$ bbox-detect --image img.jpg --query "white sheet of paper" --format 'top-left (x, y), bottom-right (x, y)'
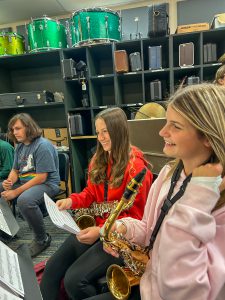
top-left (0, 209), bottom-right (11, 235)
top-left (44, 193), bottom-right (80, 234)
top-left (0, 285), bottom-right (22, 300)
top-left (0, 241), bottom-right (24, 297)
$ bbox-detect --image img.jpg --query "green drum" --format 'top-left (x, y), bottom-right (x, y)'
top-left (27, 17), bottom-right (67, 52)
top-left (71, 7), bottom-right (121, 46)
top-left (0, 32), bottom-right (25, 56)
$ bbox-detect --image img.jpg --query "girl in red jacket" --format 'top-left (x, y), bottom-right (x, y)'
top-left (40, 107), bottom-right (153, 300)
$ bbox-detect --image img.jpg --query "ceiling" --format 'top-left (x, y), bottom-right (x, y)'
top-left (0, 0), bottom-right (145, 26)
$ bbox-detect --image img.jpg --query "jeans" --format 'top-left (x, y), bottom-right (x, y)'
top-left (0, 182), bottom-right (59, 242)
top-left (40, 235), bottom-right (123, 300)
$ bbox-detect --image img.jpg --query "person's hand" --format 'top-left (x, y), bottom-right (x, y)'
top-left (1, 190), bottom-right (18, 201)
top-left (102, 223), bottom-right (127, 258)
top-left (103, 242), bottom-right (119, 258)
top-left (76, 226), bottom-right (100, 245)
top-left (56, 198), bottom-right (72, 210)
top-left (2, 179), bottom-right (13, 191)
top-left (192, 163), bottom-right (223, 178)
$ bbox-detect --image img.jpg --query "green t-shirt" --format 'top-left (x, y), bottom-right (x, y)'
top-left (0, 139), bottom-right (14, 180)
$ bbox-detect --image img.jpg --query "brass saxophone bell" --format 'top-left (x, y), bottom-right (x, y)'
top-left (106, 264), bottom-right (140, 300)
top-left (76, 214), bottom-right (96, 230)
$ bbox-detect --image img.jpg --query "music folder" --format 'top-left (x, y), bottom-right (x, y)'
top-left (0, 197), bottom-right (19, 237)
top-left (16, 244), bottom-right (43, 300)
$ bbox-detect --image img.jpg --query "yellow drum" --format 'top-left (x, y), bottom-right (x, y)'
top-left (0, 32), bottom-right (25, 56)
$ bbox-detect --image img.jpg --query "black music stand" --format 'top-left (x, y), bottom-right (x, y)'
top-left (17, 244), bottom-right (42, 300)
top-left (0, 197), bottom-right (19, 237)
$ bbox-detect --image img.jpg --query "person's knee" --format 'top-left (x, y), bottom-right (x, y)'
top-left (17, 190), bottom-right (39, 212)
top-left (17, 193), bottom-right (30, 212)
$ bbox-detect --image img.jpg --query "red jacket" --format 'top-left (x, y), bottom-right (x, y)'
top-left (70, 146), bottom-right (153, 227)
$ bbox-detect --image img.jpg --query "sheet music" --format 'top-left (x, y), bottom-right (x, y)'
top-left (44, 193), bottom-right (80, 234)
top-left (0, 241), bottom-right (24, 298)
top-left (0, 285), bottom-right (22, 300)
top-left (0, 208), bottom-right (11, 236)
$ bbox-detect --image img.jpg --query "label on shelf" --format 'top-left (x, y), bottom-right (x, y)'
top-left (180, 66), bottom-right (194, 69)
top-left (98, 75), bottom-right (105, 78)
top-left (126, 103), bottom-right (142, 107)
top-left (151, 69), bottom-right (165, 72)
top-left (212, 63), bottom-right (222, 66)
top-left (125, 72), bottom-right (137, 75)
top-left (99, 106), bottom-right (108, 109)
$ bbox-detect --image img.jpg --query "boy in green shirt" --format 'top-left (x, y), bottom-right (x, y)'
top-left (0, 139), bottom-right (14, 182)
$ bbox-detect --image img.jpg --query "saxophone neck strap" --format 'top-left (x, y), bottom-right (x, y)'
top-left (104, 179), bottom-right (108, 202)
top-left (147, 161), bottom-right (192, 251)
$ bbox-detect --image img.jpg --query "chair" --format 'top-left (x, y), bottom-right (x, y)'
top-left (54, 152), bottom-right (70, 200)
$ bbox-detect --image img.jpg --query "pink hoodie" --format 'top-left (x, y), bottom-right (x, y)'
top-left (121, 165), bottom-right (225, 300)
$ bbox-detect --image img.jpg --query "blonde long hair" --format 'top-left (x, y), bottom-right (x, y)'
top-left (214, 64), bottom-right (225, 84)
top-left (166, 83), bottom-right (225, 210)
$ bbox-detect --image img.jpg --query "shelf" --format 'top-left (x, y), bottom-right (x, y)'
top-left (1, 29), bottom-right (225, 193)
top-left (71, 135), bottom-right (97, 139)
top-left (0, 50), bottom-right (61, 69)
top-left (0, 102), bottom-right (64, 111)
top-left (87, 44), bottom-right (113, 76)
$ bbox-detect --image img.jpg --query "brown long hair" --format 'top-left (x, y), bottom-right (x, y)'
top-left (8, 113), bottom-right (42, 143)
top-left (166, 83), bottom-right (225, 211)
top-left (89, 107), bottom-right (131, 188)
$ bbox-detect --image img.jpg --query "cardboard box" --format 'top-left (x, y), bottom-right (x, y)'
top-left (176, 23), bottom-right (209, 34)
top-left (43, 128), bottom-right (69, 147)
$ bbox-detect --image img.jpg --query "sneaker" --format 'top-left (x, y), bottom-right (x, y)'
top-left (29, 233), bottom-right (51, 258)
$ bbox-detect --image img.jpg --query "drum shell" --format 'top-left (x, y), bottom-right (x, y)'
top-left (27, 18), bottom-right (67, 52)
top-left (71, 8), bottom-right (121, 46)
top-left (0, 33), bottom-right (25, 56)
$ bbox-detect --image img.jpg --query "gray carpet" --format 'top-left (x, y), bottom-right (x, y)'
top-left (7, 215), bottom-right (70, 265)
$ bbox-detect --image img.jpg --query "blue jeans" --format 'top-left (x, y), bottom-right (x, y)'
top-left (0, 182), bottom-right (59, 242)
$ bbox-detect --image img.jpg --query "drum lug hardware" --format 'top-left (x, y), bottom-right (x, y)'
top-left (47, 40), bottom-right (50, 47)
top-left (105, 16), bottom-right (109, 41)
top-left (86, 16), bottom-right (91, 41)
top-left (39, 24), bottom-right (44, 31)
top-left (59, 41), bottom-right (62, 47)
top-left (34, 42), bottom-right (37, 48)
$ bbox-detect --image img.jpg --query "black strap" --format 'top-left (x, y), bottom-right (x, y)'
top-left (104, 180), bottom-right (108, 202)
top-left (147, 161), bottom-right (192, 251)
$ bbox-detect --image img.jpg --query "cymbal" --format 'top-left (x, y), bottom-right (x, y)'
top-left (135, 103), bottom-right (166, 119)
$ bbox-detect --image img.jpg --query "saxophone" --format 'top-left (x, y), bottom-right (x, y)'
top-left (100, 168), bottom-right (149, 300)
top-left (73, 192), bottom-right (137, 229)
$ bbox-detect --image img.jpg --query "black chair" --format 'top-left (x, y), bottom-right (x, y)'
top-left (54, 152), bottom-right (70, 200)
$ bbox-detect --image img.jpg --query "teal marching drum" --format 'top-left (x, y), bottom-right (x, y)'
top-left (27, 16), bottom-right (68, 52)
top-left (70, 7), bottom-right (121, 46)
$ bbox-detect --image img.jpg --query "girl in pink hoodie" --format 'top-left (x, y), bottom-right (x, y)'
top-left (89, 83), bottom-right (225, 300)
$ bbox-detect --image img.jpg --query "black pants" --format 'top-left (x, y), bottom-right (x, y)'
top-left (83, 286), bottom-right (141, 300)
top-left (40, 234), bottom-right (123, 300)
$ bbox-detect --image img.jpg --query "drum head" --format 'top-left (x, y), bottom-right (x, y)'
top-left (135, 103), bottom-right (166, 119)
top-left (72, 7), bottom-right (119, 17)
top-left (30, 16), bottom-right (56, 23)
